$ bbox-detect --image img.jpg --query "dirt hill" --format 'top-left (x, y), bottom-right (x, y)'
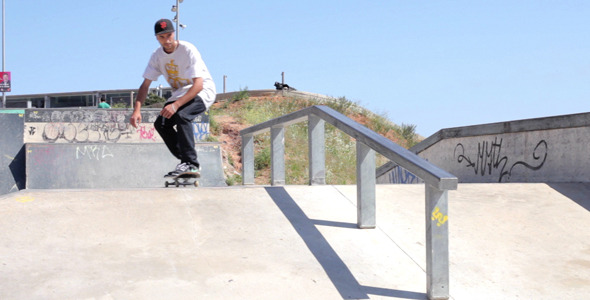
top-left (208, 94), bottom-right (420, 185)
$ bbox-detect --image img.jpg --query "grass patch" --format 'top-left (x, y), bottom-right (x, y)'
top-left (225, 174), bottom-right (242, 186)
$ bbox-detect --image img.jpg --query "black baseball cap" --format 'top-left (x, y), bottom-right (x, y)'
top-left (155, 19), bottom-right (175, 35)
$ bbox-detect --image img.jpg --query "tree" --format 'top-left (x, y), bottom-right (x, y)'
top-left (145, 93), bottom-right (166, 107)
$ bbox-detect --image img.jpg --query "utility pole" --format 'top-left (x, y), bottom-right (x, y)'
top-left (171, 0), bottom-right (186, 41)
top-left (223, 75), bottom-right (227, 93)
top-left (2, 0), bottom-right (5, 108)
top-left (174, 0), bottom-right (179, 40)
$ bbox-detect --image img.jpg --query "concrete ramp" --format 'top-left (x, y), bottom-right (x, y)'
top-left (25, 142), bottom-right (226, 189)
top-left (0, 184), bottom-right (589, 299)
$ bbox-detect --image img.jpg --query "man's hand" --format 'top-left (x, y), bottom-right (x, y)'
top-left (160, 103), bottom-right (177, 119)
top-left (131, 78), bottom-right (152, 128)
top-left (130, 110), bottom-right (142, 128)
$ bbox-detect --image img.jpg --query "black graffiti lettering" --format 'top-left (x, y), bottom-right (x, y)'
top-left (454, 138), bottom-right (548, 182)
top-left (501, 140), bottom-right (548, 181)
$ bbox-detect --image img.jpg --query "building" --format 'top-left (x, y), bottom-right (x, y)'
top-left (4, 87), bottom-right (173, 108)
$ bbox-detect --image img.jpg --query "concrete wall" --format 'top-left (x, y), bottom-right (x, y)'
top-left (378, 112), bottom-right (590, 183)
top-left (25, 143), bottom-right (226, 189)
top-left (0, 108), bottom-right (219, 195)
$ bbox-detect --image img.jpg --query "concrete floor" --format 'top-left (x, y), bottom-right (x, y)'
top-left (0, 183), bottom-right (589, 300)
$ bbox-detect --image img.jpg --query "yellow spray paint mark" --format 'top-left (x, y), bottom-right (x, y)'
top-left (431, 207), bottom-right (448, 227)
top-left (15, 196), bottom-right (35, 203)
top-left (4, 154), bottom-right (15, 160)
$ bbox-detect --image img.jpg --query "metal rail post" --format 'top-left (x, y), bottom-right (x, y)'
top-left (356, 141), bottom-right (376, 229)
top-left (241, 134), bottom-right (254, 185)
top-left (308, 114), bottom-right (325, 185)
top-left (271, 126), bottom-right (285, 185)
top-left (425, 184), bottom-right (450, 300)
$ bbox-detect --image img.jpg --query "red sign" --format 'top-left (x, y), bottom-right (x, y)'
top-left (0, 72), bottom-right (10, 92)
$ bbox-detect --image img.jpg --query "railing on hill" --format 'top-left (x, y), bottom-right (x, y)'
top-left (239, 105), bottom-right (458, 300)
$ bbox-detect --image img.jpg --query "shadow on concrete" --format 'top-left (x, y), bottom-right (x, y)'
top-left (362, 286), bottom-right (426, 299)
top-left (310, 219), bottom-right (358, 229)
top-left (8, 145), bottom-right (26, 191)
top-left (548, 183), bottom-right (590, 212)
top-left (265, 186), bottom-right (427, 300)
top-left (0, 113), bottom-right (25, 195)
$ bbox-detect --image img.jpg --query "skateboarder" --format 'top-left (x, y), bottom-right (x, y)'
top-left (130, 18), bottom-right (216, 177)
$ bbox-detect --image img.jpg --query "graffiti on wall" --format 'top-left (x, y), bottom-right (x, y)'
top-left (193, 122), bottom-right (210, 141)
top-left (453, 137), bottom-right (548, 182)
top-left (39, 122), bottom-right (133, 143)
top-left (385, 166), bottom-right (424, 184)
top-left (25, 110), bottom-right (137, 143)
top-left (75, 145), bottom-right (114, 160)
top-left (23, 109), bottom-right (209, 143)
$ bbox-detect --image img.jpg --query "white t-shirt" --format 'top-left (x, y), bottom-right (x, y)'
top-left (143, 41), bottom-right (216, 108)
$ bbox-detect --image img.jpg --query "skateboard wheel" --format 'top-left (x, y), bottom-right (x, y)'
top-left (194, 181), bottom-right (198, 187)
top-left (175, 182), bottom-right (179, 187)
top-left (165, 182), bottom-right (169, 187)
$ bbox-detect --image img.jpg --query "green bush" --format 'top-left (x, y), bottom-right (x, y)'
top-left (208, 111), bottom-right (221, 135)
top-left (112, 102), bottom-right (128, 108)
top-left (232, 87), bottom-right (250, 102)
top-left (145, 93), bottom-right (166, 107)
top-left (401, 123), bottom-right (418, 147)
top-left (226, 174), bottom-right (242, 186)
top-left (254, 147), bottom-right (271, 170)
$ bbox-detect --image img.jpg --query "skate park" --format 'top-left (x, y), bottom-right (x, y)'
top-left (1, 93), bottom-right (590, 299)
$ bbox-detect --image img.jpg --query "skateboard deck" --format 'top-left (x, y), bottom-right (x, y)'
top-left (165, 172), bottom-right (200, 187)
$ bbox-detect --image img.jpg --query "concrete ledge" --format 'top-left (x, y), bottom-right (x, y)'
top-left (26, 143), bottom-right (226, 189)
top-left (215, 89), bottom-right (335, 102)
top-left (378, 111), bottom-right (590, 183)
top-left (415, 111), bottom-right (590, 154)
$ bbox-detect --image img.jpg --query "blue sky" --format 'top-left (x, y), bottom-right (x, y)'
top-left (4, 1), bottom-right (590, 136)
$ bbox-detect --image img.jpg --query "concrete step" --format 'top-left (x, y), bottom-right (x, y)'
top-left (26, 142), bottom-right (226, 189)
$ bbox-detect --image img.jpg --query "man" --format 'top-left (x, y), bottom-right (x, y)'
top-left (98, 97), bottom-right (111, 108)
top-left (130, 19), bottom-right (216, 176)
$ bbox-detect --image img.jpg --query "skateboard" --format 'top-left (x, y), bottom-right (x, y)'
top-left (165, 172), bottom-right (200, 187)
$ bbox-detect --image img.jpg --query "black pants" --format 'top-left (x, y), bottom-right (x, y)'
top-left (154, 96), bottom-right (207, 168)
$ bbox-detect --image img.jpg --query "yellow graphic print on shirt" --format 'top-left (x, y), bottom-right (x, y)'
top-left (165, 59), bottom-right (191, 89)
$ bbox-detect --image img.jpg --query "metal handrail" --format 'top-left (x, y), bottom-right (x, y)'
top-left (241, 105), bottom-right (457, 189)
top-left (239, 105), bottom-right (457, 300)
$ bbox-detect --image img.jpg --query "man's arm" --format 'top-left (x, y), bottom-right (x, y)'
top-left (159, 77), bottom-right (203, 119)
top-left (130, 78), bottom-right (152, 128)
